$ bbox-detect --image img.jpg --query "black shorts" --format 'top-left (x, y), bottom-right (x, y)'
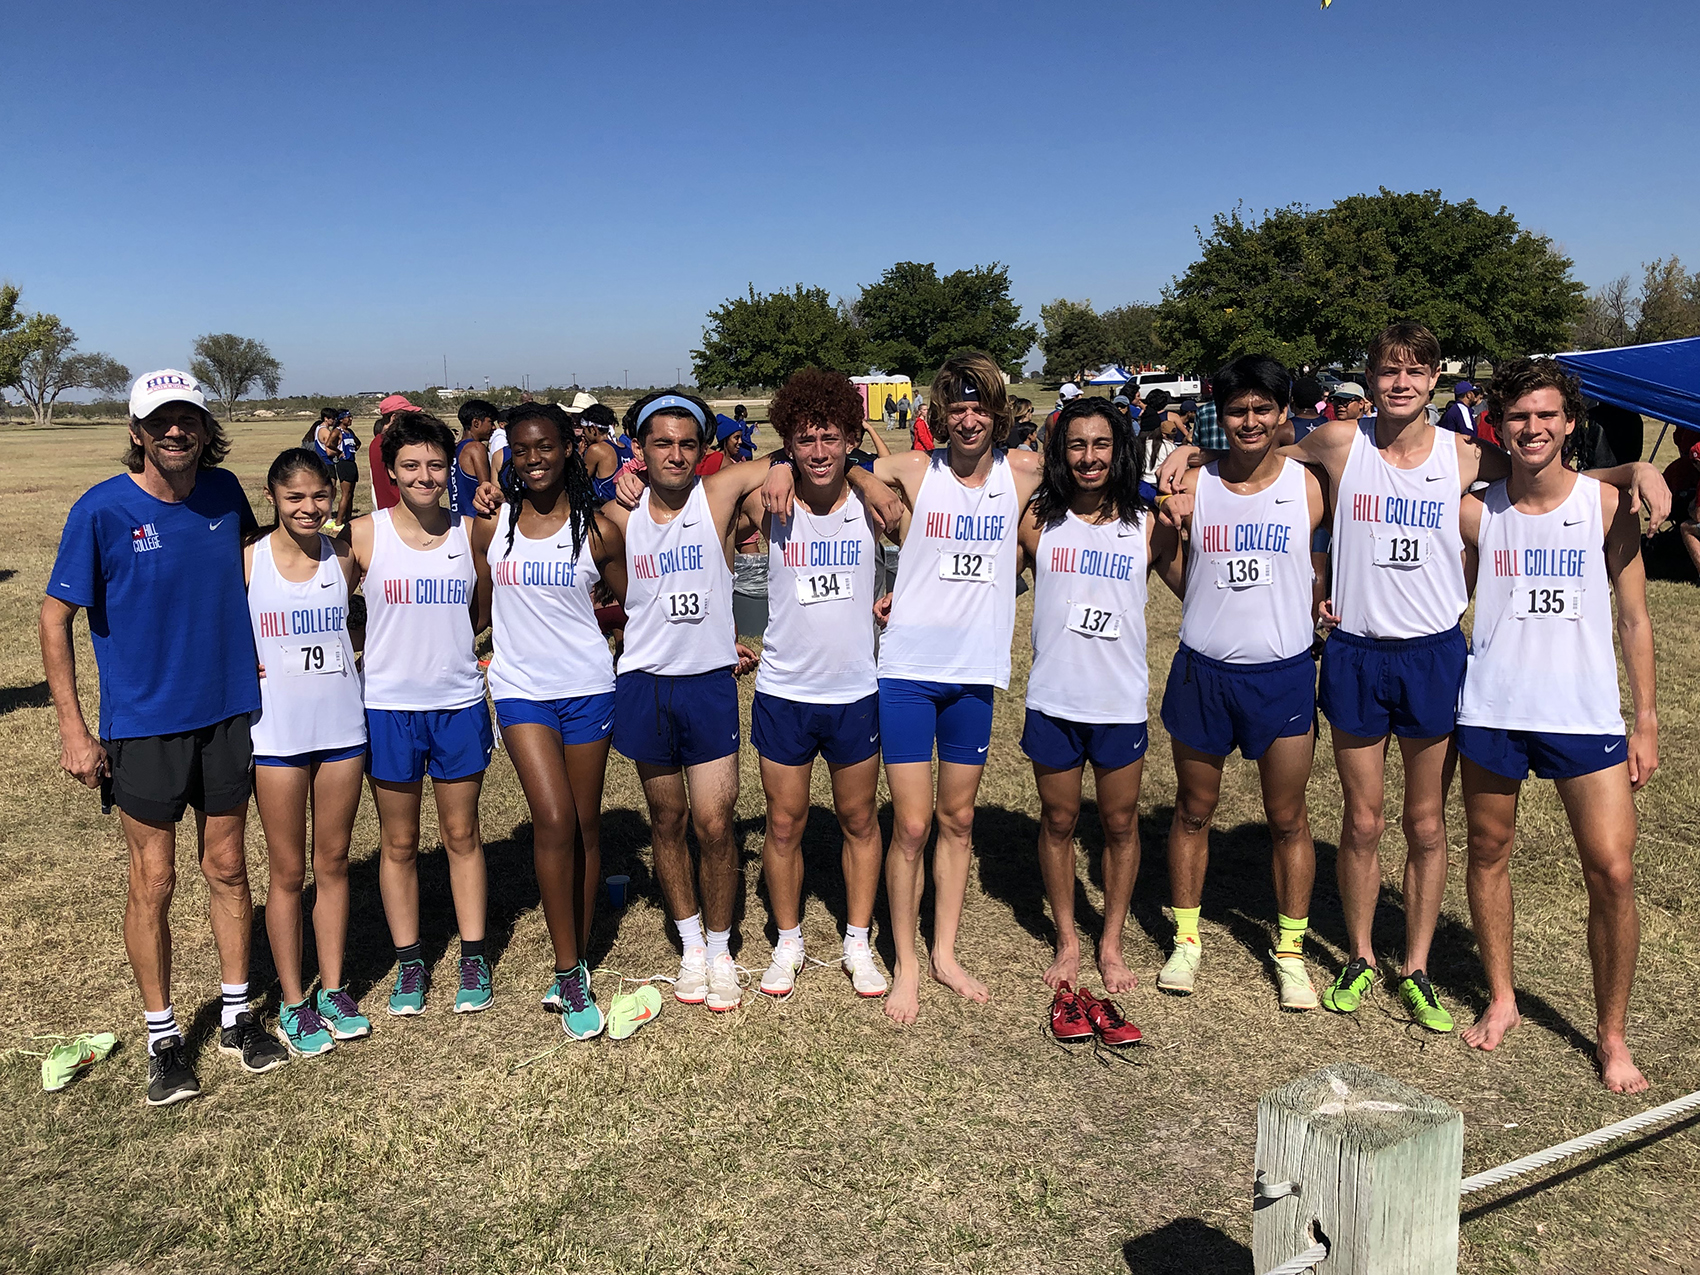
top-left (103, 714), bottom-right (254, 823)
top-left (335, 459), bottom-right (359, 485)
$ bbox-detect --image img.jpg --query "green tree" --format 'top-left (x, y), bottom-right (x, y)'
top-left (0, 284), bottom-right (21, 390)
top-left (855, 261), bottom-right (1038, 380)
top-left (1573, 274), bottom-right (1638, 349)
top-left (1632, 257), bottom-right (1700, 344)
top-left (189, 333), bottom-right (283, 420)
top-left (692, 284), bottom-right (866, 388)
top-left (1101, 302), bottom-right (1164, 370)
top-left (2, 313), bottom-right (129, 427)
top-left (1038, 299), bottom-right (1110, 382)
top-left (1157, 191), bottom-right (1585, 376)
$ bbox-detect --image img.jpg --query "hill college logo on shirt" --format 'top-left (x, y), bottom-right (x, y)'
top-left (131, 523), bottom-right (161, 553)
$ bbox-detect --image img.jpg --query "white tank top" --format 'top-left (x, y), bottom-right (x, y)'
top-left (1457, 475), bottom-right (1623, 734)
top-left (755, 488), bottom-right (878, 704)
top-left (247, 535), bottom-right (366, 757)
top-left (485, 502), bottom-right (615, 701)
top-left (361, 508), bottom-right (484, 712)
top-left (1178, 459), bottom-right (1315, 663)
top-left (1331, 419), bottom-right (1468, 639)
top-left (878, 451), bottom-right (1021, 688)
top-left (1027, 511), bottom-right (1149, 724)
top-left (620, 483), bottom-right (737, 677)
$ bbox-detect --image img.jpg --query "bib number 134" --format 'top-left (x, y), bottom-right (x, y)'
top-left (1513, 586), bottom-right (1583, 619)
top-left (939, 551), bottom-right (995, 584)
top-left (796, 571), bottom-right (853, 605)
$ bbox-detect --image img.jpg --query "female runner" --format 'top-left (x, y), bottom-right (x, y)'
top-left (245, 448), bottom-right (371, 1055)
top-left (471, 403), bottom-right (626, 1040)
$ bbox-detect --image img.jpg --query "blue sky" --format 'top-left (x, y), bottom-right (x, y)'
top-left (4, 0), bottom-right (1696, 394)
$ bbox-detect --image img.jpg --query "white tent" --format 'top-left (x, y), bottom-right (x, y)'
top-left (1086, 366), bottom-right (1131, 386)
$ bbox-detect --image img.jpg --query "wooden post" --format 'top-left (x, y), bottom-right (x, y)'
top-left (1252, 1062), bottom-right (1462, 1274)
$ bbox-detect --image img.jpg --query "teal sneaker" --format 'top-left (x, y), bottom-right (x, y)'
top-left (454, 955), bottom-right (494, 1013)
top-left (1322, 957), bottom-right (1376, 1014)
top-left (279, 998), bottom-right (336, 1057)
top-left (388, 960), bottom-right (429, 1016)
top-left (541, 969), bottom-right (572, 1011)
top-left (559, 963), bottom-right (605, 1041)
top-left (315, 986), bottom-right (373, 1040)
top-left (1397, 970), bottom-right (1455, 1033)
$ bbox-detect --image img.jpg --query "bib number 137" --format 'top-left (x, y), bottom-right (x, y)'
top-left (940, 551), bottom-right (995, 584)
top-left (1513, 586), bottom-right (1583, 619)
top-left (1065, 602), bottom-right (1120, 639)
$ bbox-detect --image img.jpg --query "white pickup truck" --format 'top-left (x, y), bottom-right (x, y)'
top-left (1129, 370), bottom-right (1204, 399)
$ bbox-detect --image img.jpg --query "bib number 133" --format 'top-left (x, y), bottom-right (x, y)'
top-left (940, 551), bottom-right (995, 584)
top-left (664, 590), bottom-right (706, 622)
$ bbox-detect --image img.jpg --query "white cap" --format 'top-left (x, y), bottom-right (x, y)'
top-left (570, 390), bottom-right (599, 412)
top-left (130, 369), bottom-right (208, 420)
top-left (1058, 382), bottom-right (1083, 401)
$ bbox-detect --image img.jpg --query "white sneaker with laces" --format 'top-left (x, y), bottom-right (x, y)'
top-left (706, 952), bottom-right (742, 1012)
top-left (842, 939), bottom-right (888, 998)
top-left (675, 946), bottom-right (709, 1004)
top-left (760, 937), bottom-right (807, 997)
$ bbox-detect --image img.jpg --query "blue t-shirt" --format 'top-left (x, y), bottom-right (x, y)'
top-left (449, 438), bottom-right (483, 518)
top-left (47, 469), bottom-right (261, 739)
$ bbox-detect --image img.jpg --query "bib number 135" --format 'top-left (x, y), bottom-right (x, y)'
top-left (1513, 586), bottom-right (1583, 619)
top-left (939, 551), bottom-right (995, 584)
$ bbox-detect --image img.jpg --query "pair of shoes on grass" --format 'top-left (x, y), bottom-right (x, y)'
top-left (1322, 957), bottom-right (1454, 1032)
top-left (1155, 941), bottom-right (1321, 1012)
top-left (1050, 982), bottom-right (1142, 1047)
top-left (387, 956), bottom-right (493, 1018)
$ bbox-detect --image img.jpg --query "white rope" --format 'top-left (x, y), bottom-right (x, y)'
top-left (1259, 1239), bottom-right (1328, 1275)
top-left (1461, 1088), bottom-right (1700, 1196)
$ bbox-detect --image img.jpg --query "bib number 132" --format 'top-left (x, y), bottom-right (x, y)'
top-left (283, 643), bottom-right (344, 676)
top-left (1513, 586), bottom-right (1583, 619)
top-left (664, 590), bottom-right (706, 621)
top-left (940, 551), bottom-right (995, 584)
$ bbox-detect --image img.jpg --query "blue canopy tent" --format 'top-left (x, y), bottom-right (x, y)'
top-left (1556, 337), bottom-right (1700, 460)
top-left (1086, 365), bottom-right (1132, 386)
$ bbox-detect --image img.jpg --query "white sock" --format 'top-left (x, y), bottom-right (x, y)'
top-left (778, 925), bottom-right (803, 948)
top-left (706, 928), bottom-right (731, 960)
top-left (144, 1006), bottom-right (179, 1055)
top-left (220, 982), bottom-right (249, 1029)
top-left (675, 913), bottom-right (705, 951)
top-left (844, 924), bottom-right (870, 948)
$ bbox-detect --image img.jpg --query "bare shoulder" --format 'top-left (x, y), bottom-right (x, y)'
top-left (599, 498), bottom-right (631, 532)
top-left (1005, 448), bottom-right (1043, 477)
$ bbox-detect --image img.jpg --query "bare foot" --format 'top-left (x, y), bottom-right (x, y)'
top-left (1096, 948), bottom-right (1137, 995)
top-left (1462, 998), bottom-right (1522, 1051)
top-left (930, 955), bottom-right (990, 1003)
top-left (1597, 1038), bottom-right (1649, 1094)
top-left (1043, 942), bottom-right (1081, 990)
top-left (884, 966), bottom-right (921, 1025)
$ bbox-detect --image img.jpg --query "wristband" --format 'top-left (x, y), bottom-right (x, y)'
top-left (769, 454), bottom-right (794, 469)
top-left (1155, 493), bottom-right (1172, 506)
top-left (856, 455), bottom-right (875, 473)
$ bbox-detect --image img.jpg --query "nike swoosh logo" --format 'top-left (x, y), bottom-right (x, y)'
top-left (320, 580), bottom-right (335, 588)
top-left (1605, 740), bottom-right (1622, 753)
top-left (208, 519), bottom-right (226, 530)
top-left (1287, 713), bottom-right (1306, 722)
top-left (1274, 497), bottom-right (1295, 504)
top-left (556, 541), bottom-right (573, 548)
top-left (1563, 518), bottom-right (1583, 526)
top-left (1425, 475), bottom-right (1445, 483)
top-left (447, 552), bottom-right (462, 559)
top-left (976, 745), bottom-right (989, 754)
top-left (630, 1007), bottom-right (652, 1022)
top-left (600, 720), bottom-right (612, 730)
top-left (869, 733), bottom-right (879, 743)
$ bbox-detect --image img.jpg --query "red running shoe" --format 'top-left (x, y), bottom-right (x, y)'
top-left (1075, 987), bottom-right (1143, 1047)
top-left (1051, 983), bottom-right (1094, 1043)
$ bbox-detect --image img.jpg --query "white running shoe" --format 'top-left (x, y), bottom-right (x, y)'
top-left (675, 946), bottom-right (709, 1004)
top-left (706, 952), bottom-right (742, 1013)
top-left (842, 939), bottom-right (888, 998)
top-left (759, 937), bottom-right (807, 997)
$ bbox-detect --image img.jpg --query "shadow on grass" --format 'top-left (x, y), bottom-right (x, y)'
top-left (0, 679), bottom-right (50, 715)
top-left (1122, 1217), bottom-right (1252, 1274)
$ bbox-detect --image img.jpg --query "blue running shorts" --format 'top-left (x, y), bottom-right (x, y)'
top-left (877, 678), bottom-right (995, 765)
top-left (1318, 626), bottom-right (1467, 741)
top-left (752, 691), bottom-right (880, 768)
top-left (254, 743), bottom-right (367, 768)
top-left (613, 669), bottom-right (739, 768)
top-left (494, 691), bottom-right (617, 745)
top-left (1160, 644), bottom-right (1315, 761)
top-left (1456, 726), bottom-right (1629, 781)
top-left (1020, 710), bottom-right (1149, 771)
top-left (366, 704), bottom-right (494, 783)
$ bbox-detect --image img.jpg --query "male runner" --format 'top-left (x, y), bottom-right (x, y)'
top-left (451, 399), bottom-right (496, 517)
top-left (41, 370), bottom-right (288, 1105)
top-left (1455, 358), bottom-right (1656, 1093)
top-left (766, 352), bottom-right (1044, 1024)
top-left (1160, 321), bottom-right (1668, 1030)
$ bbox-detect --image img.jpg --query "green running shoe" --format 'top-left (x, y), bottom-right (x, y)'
top-left (315, 987), bottom-right (372, 1040)
top-left (279, 998), bottom-right (336, 1057)
top-left (1322, 957), bottom-right (1376, 1013)
top-left (454, 955), bottom-right (494, 1013)
top-left (1397, 970), bottom-right (1454, 1033)
top-left (1156, 940), bottom-right (1202, 994)
top-left (559, 962), bottom-right (605, 1041)
top-left (389, 960), bottom-right (429, 1016)
top-left (40, 1032), bottom-right (117, 1092)
top-left (607, 985), bottom-right (662, 1041)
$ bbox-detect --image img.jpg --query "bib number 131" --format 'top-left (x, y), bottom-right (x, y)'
top-left (664, 590), bottom-right (706, 622)
top-left (1513, 586), bottom-right (1583, 619)
top-left (283, 643), bottom-right (344, 676)
top-left (1374, 532), bottom-right (1430, 567)
top-left (940, 551), bottom-right (995, 584)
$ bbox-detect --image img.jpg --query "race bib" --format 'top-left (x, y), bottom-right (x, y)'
top-left (280, 642), bottom-right (344, 676)
top-left (663, 590), bottom-right (707, 622)
top-left (939, 549), bottom-right (995, 584)
top-left (1373, 531), bottom-right (1431, 567)
top-left (1216, 554), bottom-right (1273, 589)
top-left (1513, 586), bottom-right (1583, 620)
top-left (1065, 601), bottom-right (1121, 639)
top-left (795, 571), bottom-right (854, 606)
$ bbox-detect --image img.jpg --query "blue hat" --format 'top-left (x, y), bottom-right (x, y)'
top-left (1454, 380), bottom-right (1477, 396)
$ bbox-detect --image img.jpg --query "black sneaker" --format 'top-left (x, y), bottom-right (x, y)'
top-left (218, 1010), bottom-right (290, 1073)
top-left (146, 1035), bottom-right (200, 1107)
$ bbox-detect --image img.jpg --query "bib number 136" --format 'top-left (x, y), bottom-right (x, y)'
top-left (1216, 554), bottom-right (1273, 589)
top-left (1513, 586), bottom-right (1583, 619)
top-left (939, 551), bottom-right (995, 584)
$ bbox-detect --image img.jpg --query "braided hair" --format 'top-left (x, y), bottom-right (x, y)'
top-left (501, 402), bottom-right (599, 559)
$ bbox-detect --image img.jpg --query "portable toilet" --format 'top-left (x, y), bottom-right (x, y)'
top-left (851, 375), bottom-right (915, 424)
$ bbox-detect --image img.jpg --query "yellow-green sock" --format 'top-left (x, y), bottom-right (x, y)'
top-left (1173, 906), bottom-right (1201, 946)
top-left (1276, 913), bottom-right (1308, 957)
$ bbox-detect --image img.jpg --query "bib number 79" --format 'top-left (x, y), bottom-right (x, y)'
top-left (282, 643), bottom-right (344, 675)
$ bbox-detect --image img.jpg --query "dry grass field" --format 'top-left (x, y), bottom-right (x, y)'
top-left (2, 417), bottom-right (1698, 1274)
